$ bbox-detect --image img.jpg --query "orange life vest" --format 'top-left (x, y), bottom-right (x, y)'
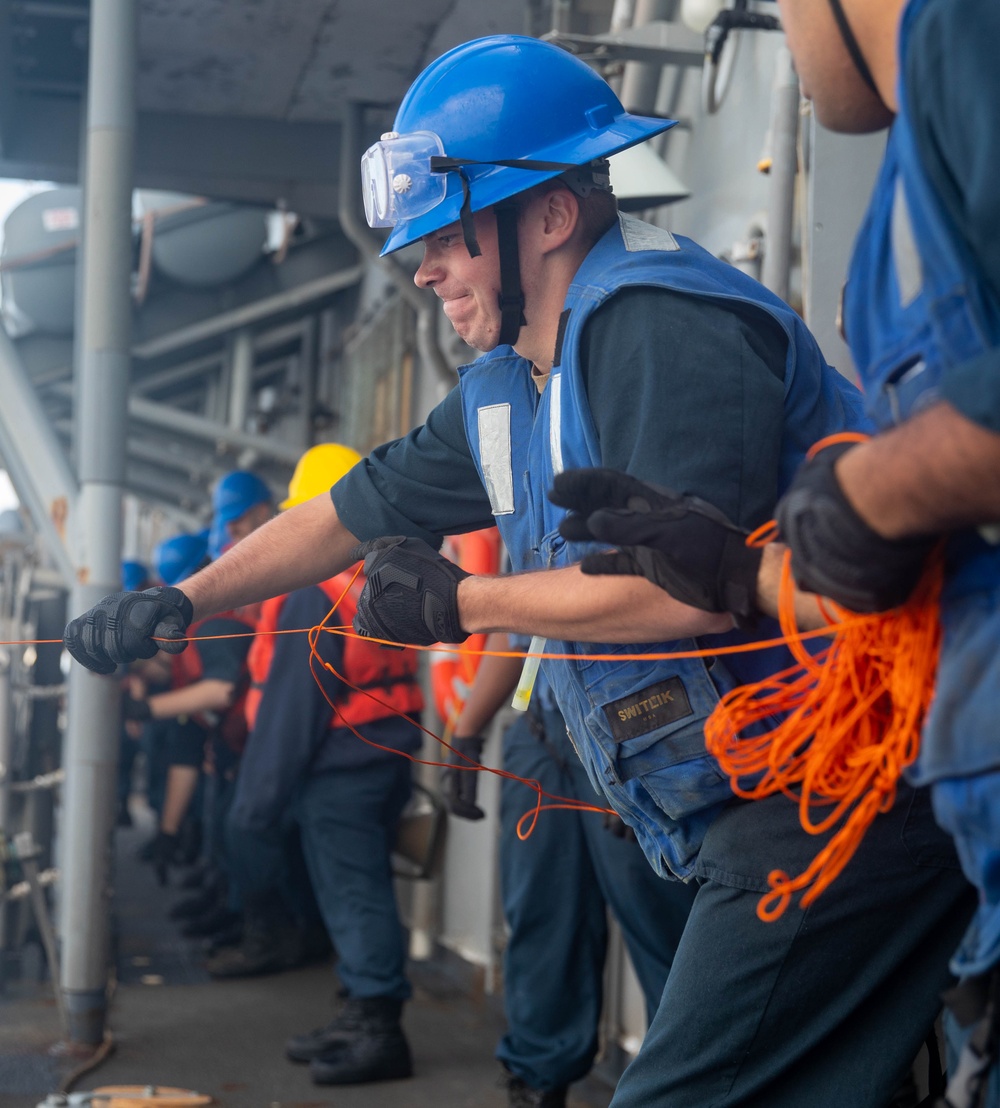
top-left (171, 604), bottom-right (259, 754)
top-left (244, 570), bottom-right (424, 732)
top-left (429, 528), bottom-right (502, 726)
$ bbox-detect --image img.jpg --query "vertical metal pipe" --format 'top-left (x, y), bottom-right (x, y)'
top-left (607, 0), bottom-right (638, 95)
top-left (619, 0), bottom-right (671, 111)
top-left (61, 0), bottom-right (137, 1046)
top-left (228, 327), bottom-right (254, 432)
top-left (550, 0), bottom-right (573, 33)
top-left (760, 46), bottom-right (800, 304)
top-left (0, 653), bottom-right (12, 844)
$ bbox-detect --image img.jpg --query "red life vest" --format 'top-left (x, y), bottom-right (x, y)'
top-left (244, 570), bottom-right (423, 732)
top-left (171, 604), bottom-right (259, 754)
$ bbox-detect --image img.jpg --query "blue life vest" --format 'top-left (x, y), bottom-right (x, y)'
top-left (842, 0), bottom-right (1000, 607)
top-left (460, 214), bottom-right (868, 879)
top-left (842, 0), bottom-right (1000, 779)
top-left (842, 0), bottom-right (1000, 976)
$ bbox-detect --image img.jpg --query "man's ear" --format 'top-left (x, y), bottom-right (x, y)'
top-left (538, 187), bottom-right (580, 253)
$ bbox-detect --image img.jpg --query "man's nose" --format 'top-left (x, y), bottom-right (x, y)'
top-left (414, 251), bottom-right (439, 289)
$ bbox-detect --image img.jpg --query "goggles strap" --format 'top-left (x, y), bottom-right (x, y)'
top-left (495, 199), bottom-right (526, 347)
top-left (431, 156), bottom-right (579, 174)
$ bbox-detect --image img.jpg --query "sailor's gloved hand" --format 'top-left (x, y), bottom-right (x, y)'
top-left (442, 736), bottom-right (486, 820)
top-left (64, 587), bottom-right (194, 675)
top-left (148, 830), bottom-right (178, 887)
top-left (352, 536), bottom-right (470, 646)
top-left (602, 811), bottom-right (638, 842)
top-left (121, 694), bottom-right (152, 722)
top-left (550, 468), bottom-right (761, 624)
top-left (776, 442), bottom-right (937, 612)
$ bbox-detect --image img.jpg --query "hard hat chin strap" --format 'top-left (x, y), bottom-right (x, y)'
top-left (826, 0), bottom-right (880, 98)
top-left (494, 199), bottom-right (526, 347)
top-left (455, 169), bottom-right (482, 259)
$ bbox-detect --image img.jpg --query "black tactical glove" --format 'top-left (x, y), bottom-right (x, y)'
top-left (352, 536), bottom-right (470, 646)
top-left (122, 694), bottom-right (152, 722)
top-left (64, 587), bottom-right (193, 675)
top-left (550, 468), bottom-right (762, 624)
top-left (148, 830), bottom-right (178, 887)
top-left (602, 811), bottom-right (638, 842)
top-left (775, 443), bottom-right (937, 612)
top-left (442, 736), bottom-right (486, 820)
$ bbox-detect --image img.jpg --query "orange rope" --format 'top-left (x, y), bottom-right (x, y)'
top-left (705, 502), bottom-right (943, 920)
top-left (301, 568), bottom-right (614, 837)
top-left (39, 427), bottom-right (939, 871)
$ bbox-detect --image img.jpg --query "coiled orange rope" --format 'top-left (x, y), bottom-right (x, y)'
top-left (705, 454), bottom-right (944, 921)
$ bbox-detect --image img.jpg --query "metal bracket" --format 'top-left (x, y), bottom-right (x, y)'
top-left (543, 20), bottom-right (705, 70)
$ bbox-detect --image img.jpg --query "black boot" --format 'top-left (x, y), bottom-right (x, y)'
top-left (295, 998), bottom-right (413, 1085)
top-left (168, 884), bottom-right (222, 921)
top-left (205, 912), bottom-right (305, 979)
top-left (148, 831), bottom-right (179, 886)
top-left (179, 904), bottom-right (241, 939)
top-left (287, 996), bottom-right (374, 1062)
top-left (503, 1073), bottom-right (568, 1108)
top-left (204, 916), bottom-right (244, 956)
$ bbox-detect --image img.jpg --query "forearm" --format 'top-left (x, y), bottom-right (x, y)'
top-left (148, 679), bottom-right (234, 719)
top-left (452, 633), bottom-right (524, 738)
top-left (755, 543), bottom-right (829, 630)
top-left (182, 495), bottom-right (360, 620)
top-left (457, 566), bottom-right (733, 643)
top-left (837, 401), bottom-right (1000, 538)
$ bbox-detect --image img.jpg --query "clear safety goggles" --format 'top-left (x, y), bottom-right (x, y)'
top-left (361, 130), bottom-right (586, 232)
top-left (361, 131), bottom-right (449, 229)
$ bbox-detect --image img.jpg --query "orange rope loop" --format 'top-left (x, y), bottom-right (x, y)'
top-left (705, 542), bottom-right (944, 921)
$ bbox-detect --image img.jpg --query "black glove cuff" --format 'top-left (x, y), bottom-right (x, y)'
top-left (719, 533), bottom-right (764, 625)
top-left (777, 445), bottom-right (935, 612)
top-left (123, 695), bottom-right (152, 722)
top-left (449, 735), bottom-right (485, 765)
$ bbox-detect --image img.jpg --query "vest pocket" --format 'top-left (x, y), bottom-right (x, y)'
top-left (636, 750), bottom-right (734, 824)
top-left (578, 653), bottom-right (734, 822)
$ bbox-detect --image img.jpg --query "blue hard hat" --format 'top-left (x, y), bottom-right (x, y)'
top-left (207, 516), bottom-right (230, 561)
top-left (212, 470), bottom-right (272, 526)
top-left (154, 532), bottom-right (209, 587)
top-left (371, 35), bottom-right (675, 255)
top-left (121, 560), bottom-right (150, 592)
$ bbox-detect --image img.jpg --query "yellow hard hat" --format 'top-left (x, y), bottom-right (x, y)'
top-left (280, 443), bottom-right (363, 511)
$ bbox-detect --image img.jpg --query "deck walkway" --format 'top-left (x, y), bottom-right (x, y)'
top-left (1, 806), bottom-right (617, 1108)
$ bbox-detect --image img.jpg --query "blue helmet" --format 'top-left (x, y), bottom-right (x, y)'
top-left (121, 560), bottom-right (150, 592)
top-left (207, 516), bottom-right (230, 561)
top-left (362, 35), bottom-right (675, 256)
top-left (154, 532), bottom-right (209, 587)
top-left (212, 470), bottom-right (272, 526)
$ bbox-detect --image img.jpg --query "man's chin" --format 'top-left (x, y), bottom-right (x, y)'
top-left (453, 326), bottom-right (499, 354)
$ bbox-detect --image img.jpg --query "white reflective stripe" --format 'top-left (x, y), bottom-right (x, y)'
top-left (549, 373), bottom-right (564, 476)
top-left (477, 403), bottom-right (515, 515)
top-left (892, 177), bottom-right (923, 308)
top-left (619, 212), bottom-right (679, 253)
